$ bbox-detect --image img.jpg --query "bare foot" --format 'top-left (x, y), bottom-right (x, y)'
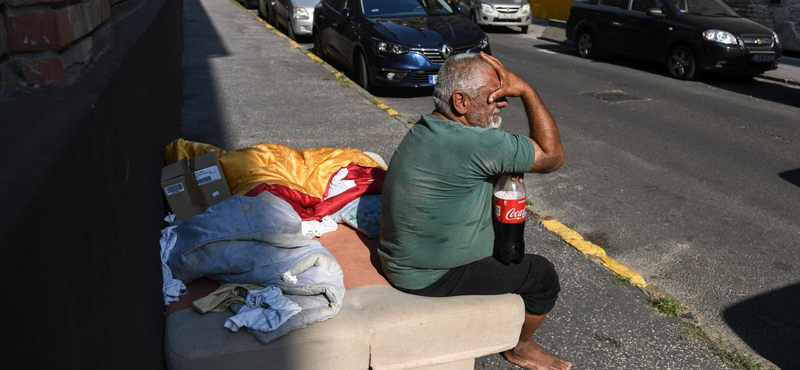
top-left (503, 341), bottom-right (572, 370)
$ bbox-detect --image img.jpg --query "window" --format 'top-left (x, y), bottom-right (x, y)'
top-left (598, 0), bottom-right (627, 9)
top-left (327, 0), bottom-right (343, 10)
top-left (630, 0), bottom-right (663, 12)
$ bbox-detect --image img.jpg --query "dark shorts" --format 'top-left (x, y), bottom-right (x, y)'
top-left (395, 254), bottom-right (560, 315)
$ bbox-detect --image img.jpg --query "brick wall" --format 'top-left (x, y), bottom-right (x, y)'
top-left (0, 0), bottom-right (144, 95)
top-left (723, 0), bottom-right (800, 31)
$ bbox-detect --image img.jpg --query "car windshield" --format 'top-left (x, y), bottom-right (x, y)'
top-left (360, 0), bottom-right (456, 18)
top-left (672, 0), bottom-right (739, 17)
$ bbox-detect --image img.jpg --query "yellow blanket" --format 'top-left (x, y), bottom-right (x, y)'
top-left (165, 139), bottom-right (383, 197)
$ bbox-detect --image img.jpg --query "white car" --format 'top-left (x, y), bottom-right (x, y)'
top-left (272, 0), bottom-right (317, 40)
top-left (455, 0), bottom-right (532, 33)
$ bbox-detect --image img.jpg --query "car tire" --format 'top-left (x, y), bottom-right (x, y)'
top-left (355, 51), bottom-right (372, 92)
top-left (520, 26), bottom-right (529, 34)
top-left (471, 11), bottom-right (478, 24)
top-left (667, 45), bottom-right (698, 80)
top-left (577, 30), bottom-right (597, 59)
top-left (313, 31), bottom-right (324, 58)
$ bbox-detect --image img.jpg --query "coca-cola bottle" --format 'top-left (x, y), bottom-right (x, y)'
top-left (492, 174), bottom-right (526, 265)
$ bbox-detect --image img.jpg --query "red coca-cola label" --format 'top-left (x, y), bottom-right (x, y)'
top-left (493, 196), bottom-right (526, 223)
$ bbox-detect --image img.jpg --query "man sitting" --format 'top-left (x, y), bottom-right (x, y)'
top-left (379, 52), bottom-right (570, 370)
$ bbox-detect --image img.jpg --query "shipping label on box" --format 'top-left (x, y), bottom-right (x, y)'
top-left (160, 152), bottom-right (232, 221)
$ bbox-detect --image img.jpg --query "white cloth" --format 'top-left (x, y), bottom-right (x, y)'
top-left (224, 286), bottom-right (302, 333)
top-left (281, 271), bottom-right (298, 284)
top-left (300, 216), bottom-right (338, 237)
top-left (160, 225), bottom-right (187, 306)
top-left (324, 168), bottom-right (357, 200)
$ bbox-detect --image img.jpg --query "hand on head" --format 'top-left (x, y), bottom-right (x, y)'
top-left (480, 52), bottom-right (532, 104)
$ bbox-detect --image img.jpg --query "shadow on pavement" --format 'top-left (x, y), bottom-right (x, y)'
top-left (779, 168), bottom-right (800, 187)
top-left (305, 45), bottom-right (436, 99)
top-left (702, 74), bottom-right (800, 109)
top-left (533, 44), bottom-right (800, 108)
top-left (478, 25), bottom-right (529, 34)
top-left (182, 0), bottom-right (231, 149)
top-left (723, 283), bottom-right (800, 370)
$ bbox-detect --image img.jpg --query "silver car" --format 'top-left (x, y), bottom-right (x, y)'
top-left (273, 0), bottom-right (317, 40)
top-left (455, 0), bottom-right (531, 33)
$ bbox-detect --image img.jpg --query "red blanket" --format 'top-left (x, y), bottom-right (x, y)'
top-left (245, 164), bottom-right (385, 221)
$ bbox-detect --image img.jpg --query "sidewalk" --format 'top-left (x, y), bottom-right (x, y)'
top-left (182, 1), bottom-right (769, 369)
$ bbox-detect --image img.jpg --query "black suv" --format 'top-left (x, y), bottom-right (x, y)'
top-left (566, 0), bottom-right (782, 79)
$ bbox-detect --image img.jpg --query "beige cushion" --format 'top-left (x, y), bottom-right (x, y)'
top-left (164, 295), bottom-right (371, 370)
top-left (348, 286), bottom-right (525, 370)
top-left (165, 285), bottom-right (523, 370)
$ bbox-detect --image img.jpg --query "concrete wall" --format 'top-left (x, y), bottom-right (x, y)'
top-left (0, 0), bottom-right (181, 368)
top-left (724, 0), bottom-right (800, 31)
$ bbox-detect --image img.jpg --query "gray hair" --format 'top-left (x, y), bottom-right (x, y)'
top-left (432, 53), bottom-right (492, 116)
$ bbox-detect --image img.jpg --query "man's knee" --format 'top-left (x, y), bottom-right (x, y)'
top-left (526, 254), bottom-right (560, 294)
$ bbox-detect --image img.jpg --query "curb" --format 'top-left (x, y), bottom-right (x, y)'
top-left (228, 0), bottom-right (414, 130)
top-left (539, 19), bottom-right (568, 45)
top-left (756, 73), bottom-right (800, 87)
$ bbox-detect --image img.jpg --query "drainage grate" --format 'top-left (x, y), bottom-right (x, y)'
top-left (583, 90), bottom-right (645, 104)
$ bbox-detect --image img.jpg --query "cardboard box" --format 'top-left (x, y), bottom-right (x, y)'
top-left (161, 152), bottom-right (232, 221)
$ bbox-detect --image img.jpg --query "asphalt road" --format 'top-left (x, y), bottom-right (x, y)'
top-left (294, 25), bottom-right (800, 369)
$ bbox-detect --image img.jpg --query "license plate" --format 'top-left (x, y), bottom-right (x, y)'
top-left (497, 13), bottom-right (517, 19)
top-left (750, 53), bottom-right (775, 62)
top-left (428, 75), bottom-right (437, 84)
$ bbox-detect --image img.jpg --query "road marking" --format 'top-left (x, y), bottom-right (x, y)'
top-left (540, 219), bottom-right (649, 287)
top-left (538, 49), bottom-right (557, 55)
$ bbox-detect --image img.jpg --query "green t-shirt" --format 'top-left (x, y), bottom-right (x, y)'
top-left (379, 114), bottom-right (536, 290)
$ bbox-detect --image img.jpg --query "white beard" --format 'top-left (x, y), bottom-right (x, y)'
top-left (488, 109), bottom-right (502, 129)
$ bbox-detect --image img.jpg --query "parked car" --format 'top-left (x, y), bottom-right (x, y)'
top-left (257, 0), bottom-right (277, 26)
top-left (566, 0), bottom-right (782, 79)
top-left (313, 0), bottom-right (491, 91)
top-left (273, 0), bottom-right (318, 40)
top-left (455, 0), bottom-right (532, 33)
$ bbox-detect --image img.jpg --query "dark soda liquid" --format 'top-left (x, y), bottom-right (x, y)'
top-left (493, 219), bottom-right (525, 265)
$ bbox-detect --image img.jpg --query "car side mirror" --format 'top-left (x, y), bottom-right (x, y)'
top-left (646, 8), bottom-right (665, 18)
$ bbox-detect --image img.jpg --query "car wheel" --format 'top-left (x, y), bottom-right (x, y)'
top-left (520, 26), bottom-right (529, 34)
top-left (355, 51), bottom-right (372, 91)
top-left (577, 30), bottom-right (597, 59)
top-left (667, 45), bottom-right (698, 80)
top-left (471, 11), bottom-right (478, 24)
top-left (313, 31), bottom-right (324, 58)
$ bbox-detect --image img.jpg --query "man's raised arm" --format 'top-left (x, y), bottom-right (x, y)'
top-left (480, 52), bottom-right (565, 173)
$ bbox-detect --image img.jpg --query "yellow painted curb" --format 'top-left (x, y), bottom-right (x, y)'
top-left (289, 40), bottom-right (302, 48)
top-left (541, 219), bottom-right (649, 287)
top-left (306, 53), bottom-right (324, 63)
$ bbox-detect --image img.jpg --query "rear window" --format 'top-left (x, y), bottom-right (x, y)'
top-left (598, 0), bottom-right (627, 9)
